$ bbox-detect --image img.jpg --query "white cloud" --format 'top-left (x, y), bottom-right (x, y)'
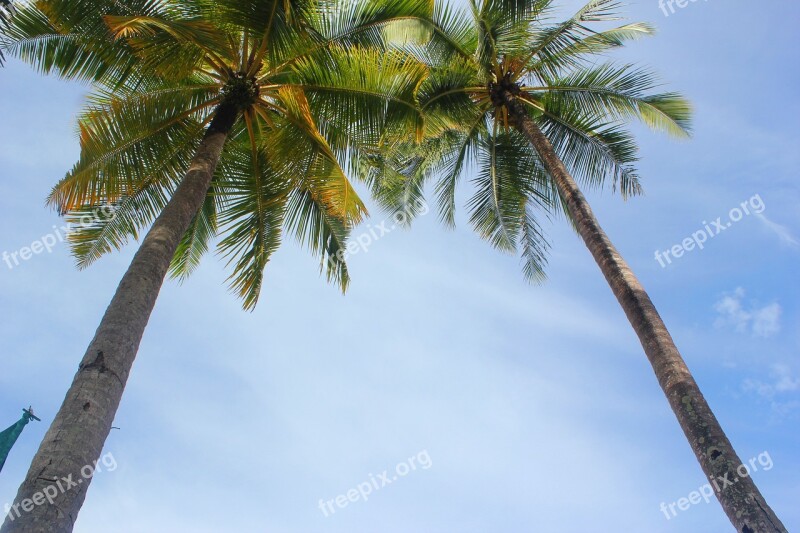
top-left (751, 303), bottom-right (782, 337)
top-left (713, 287), bottom-right (749, 333)
top-left (742, 365), bottom-right (800, 420)
top-left (713, 287), bottom-right (781, 338)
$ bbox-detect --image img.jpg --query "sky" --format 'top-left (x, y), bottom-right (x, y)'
top-left (1, 0), bottom-right (799, 532)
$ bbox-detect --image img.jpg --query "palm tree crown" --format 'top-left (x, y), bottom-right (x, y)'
top-left (370, 0), bottom-right (690, 280)
top-left (5, 0), bottom-right (429, 309)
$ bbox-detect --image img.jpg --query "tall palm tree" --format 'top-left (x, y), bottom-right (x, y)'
top-left (0, 0), bottom-right (427, 530)
top-left (368, 0), bottom-right (787, 530)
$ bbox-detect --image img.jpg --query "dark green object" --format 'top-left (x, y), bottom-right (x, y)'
top-left (0, 408), bottom-right (40, 473)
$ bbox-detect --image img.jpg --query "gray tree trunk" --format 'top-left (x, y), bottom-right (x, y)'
top-left (502, 90), bottom-right (786, 533)
top-left (1, 103), bottom-right (238, 533)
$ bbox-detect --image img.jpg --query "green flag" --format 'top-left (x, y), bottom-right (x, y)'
top-left (0, 408), bottom-right (40, 474)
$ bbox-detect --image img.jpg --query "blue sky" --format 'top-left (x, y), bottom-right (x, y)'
top-left (1, 0), bottom-right (798, 531)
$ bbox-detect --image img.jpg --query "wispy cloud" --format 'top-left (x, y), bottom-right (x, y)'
top-left (756, 214), bottom-right (799, 248)
top-left (742, 365), bottom-right (800, 419)
top-left (713, 287), bottom-right (781, 338)
top-left (743, 365), bottom-right (800, 398)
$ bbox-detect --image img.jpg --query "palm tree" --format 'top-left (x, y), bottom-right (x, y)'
top-left (0, 0), bottom-right (427, 530)
top-left (367, 0), bottom-right (787, 530)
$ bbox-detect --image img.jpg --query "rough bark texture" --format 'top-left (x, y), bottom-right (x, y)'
top-left (1, 104), bottom-right (238, 533)
top-left (501, 90), bottom-right (786, 533)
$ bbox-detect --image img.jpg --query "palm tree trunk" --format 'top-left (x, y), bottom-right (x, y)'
top-left (1, 103), bottom-right (238, 533)
top-left (501, 90), bottom-right (786, 533)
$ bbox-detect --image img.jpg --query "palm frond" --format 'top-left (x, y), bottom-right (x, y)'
top-left (169, 181), bottom-right (219, 280)
top-left (467, 128), bottom-right (548, 252)
top-left (216, 138), bottom-right (289, 310)
top-left (533, 63), bottom-right (692, 136)
top-left (521, 0), bottom-right (626, 77)
top-left (284, 187), bottom-right (352, 291)
top-left (65, 181), bottom-right (170, 268)
top-left (0, 1), bottom-right (139, 83)
top-left (289, 46), bottom-right (427, 153)
top-left (48, 82), bottom-right (217, 213)
top-left (529, 97), bottom-right (642, 197)
top-left (103, 13), bottom-right (232, 80)
top-left (519, 204), bottom-right (549, 282)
